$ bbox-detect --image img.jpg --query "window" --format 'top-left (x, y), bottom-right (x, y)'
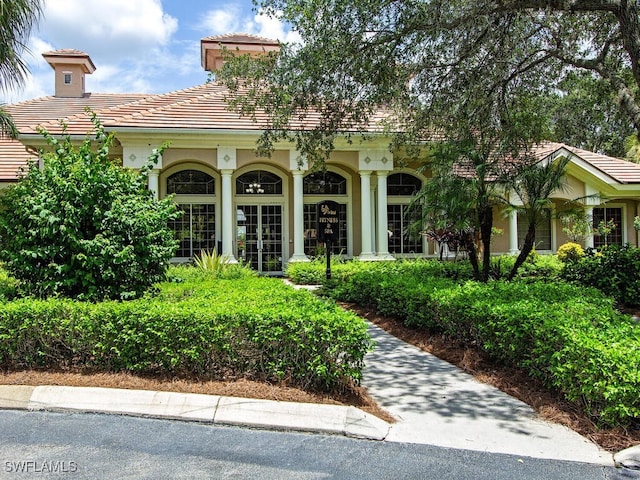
top-left (168, 203), bottom-right (216, 258)
top-left (63, 72), bottom-right (72, 85)
top-left (303, 171), bottom-right (348, 256)
top-left (167, 170), bottom-right (215, 195)
top-left (166, 169), bottom-right (216, 258)
top-left (303, 171), bottom-right (347, 195)
top-left (387, 173), bottom-right (423, 254)
top-left (236, 170), bottom-right (282, 195)
top-left (593, 207), bottom-right (623, 247)
top-left (388, 204), bottom-right (423, 254)
top-left (388, 173), bottom-right (421, 196)
top-left (517, 209), bottom-right (552, 250)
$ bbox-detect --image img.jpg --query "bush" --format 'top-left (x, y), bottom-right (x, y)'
top-left (561, 244), bottom-right (640, 306)
top-left (0, 113), bottom-right (179, 301)
top-left (323, 262), bottom-right (640, 427)
top-left (556, 242), bottom-right (584, 263)
top-left (0, 270), bottom-right (371, 392)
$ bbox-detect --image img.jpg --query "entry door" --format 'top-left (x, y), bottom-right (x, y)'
top-left (237, 204), bottom-right (283, 274)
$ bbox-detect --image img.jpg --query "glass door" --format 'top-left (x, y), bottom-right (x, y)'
top-left (236, 204), bottom-right (283, 274)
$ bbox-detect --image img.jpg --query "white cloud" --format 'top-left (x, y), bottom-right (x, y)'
top-left (199, 7), bottom-right (244, 35)
top-left (199, 7), bottom-right (301, 44)
top-left (40, 0), bottom-right (178, 62)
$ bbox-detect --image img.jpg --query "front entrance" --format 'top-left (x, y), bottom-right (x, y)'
top-left (236, 204), bottom-right (283, 274)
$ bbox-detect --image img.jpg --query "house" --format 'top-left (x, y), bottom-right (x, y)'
top-left (3, 33), bottom-right (640, 274)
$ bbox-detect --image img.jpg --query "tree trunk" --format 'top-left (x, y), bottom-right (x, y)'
top-left (478, 204), bottom-right (494, 282)
top-left (508, 223), bottom-right (536, 280)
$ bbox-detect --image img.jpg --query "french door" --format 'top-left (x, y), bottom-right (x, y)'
top-left (236, 204), bottom-right (283, 274)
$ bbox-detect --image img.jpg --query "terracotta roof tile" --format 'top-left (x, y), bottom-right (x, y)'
top-left (563, 145), bottom-right (640, 184)
top-left (201, 33), bottom-right (280, 45)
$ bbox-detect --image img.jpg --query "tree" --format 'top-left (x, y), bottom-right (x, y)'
top-left (548, 71), bottom-right (635, 157)
top-left (0, 0), bottom-right (43, 137)
top-left (0, 112), bottom-right (179, 300)
top-left (218, 1), bottom-right (640, 161)
top-left (502, 156), bottom-right (570, 280)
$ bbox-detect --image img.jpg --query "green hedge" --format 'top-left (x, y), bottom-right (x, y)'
top-left (0, 272), bottom-right (372, 392)
top-left (561, 244), bottom-right (640, 306)
top-left (322, 262), bottom-right (640, 427)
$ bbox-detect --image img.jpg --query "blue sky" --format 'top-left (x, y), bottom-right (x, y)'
top-left (5, 0), bottom-right (299, 103)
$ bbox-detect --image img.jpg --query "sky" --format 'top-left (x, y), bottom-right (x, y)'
top-left (4, 0), bottom-right (300, 103)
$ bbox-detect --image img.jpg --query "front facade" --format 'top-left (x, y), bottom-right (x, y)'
top-left (4, 34), bottom-right (640, 273)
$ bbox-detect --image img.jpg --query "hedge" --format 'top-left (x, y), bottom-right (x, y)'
top-left (0, 272), bottom-right (372, 392)
top-left (319, 261), bottom-right (640, 427)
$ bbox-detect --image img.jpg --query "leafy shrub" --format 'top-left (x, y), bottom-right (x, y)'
top-left (561, 244), bottom-right (640, 306)
top-left (323, 262), bottom-right (640, 427)
top-left (556, 242), bottom-right (584, 263)
top-left (193, 249), bottom-right (231, 275)
top-left (0, 113), bottom-right (179, 301)
top-left (0, 271), bottom-right (371, 392)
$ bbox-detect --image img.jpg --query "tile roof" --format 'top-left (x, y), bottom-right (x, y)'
top-left (1, 93), bottom-right (151, 179)
top-left (2, 80), bottom-right (640, 187)
top-left (564, 144), bottom-right (640, 185)
top-left (201, 33), bottom-right (280, 46)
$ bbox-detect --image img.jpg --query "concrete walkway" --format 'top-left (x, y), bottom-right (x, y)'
top-left (362, 322), bottom-right (613, 465)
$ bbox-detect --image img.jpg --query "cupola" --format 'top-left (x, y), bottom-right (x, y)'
top-left (42, 49), bottom-right (96, 98)
top-left (201, 33), bottom-right (280, 72)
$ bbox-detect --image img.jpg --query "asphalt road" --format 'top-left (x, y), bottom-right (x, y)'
top-left (0, 410), bottom-right (626, 479)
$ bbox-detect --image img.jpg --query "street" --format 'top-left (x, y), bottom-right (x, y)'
top-left (0, 410), bottom-right (622, 479)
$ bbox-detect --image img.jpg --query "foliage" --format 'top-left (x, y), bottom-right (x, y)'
top-left (501, 156), bottom-right (569, 280)
top-left (0, 0), bottom-right (43, 137)
top-left (595, 218), bottom-right (617, 246)
top-left (547, 70), bottom-right (634, 157)
top-left (635, 215), bottom-right (640, 231)
top-left (0, 112), bottom-right (179, 301)
top-left (560, 211), bottom-right (592, 243)
top-left (561, 244), bottom-right (640, 306)
top-left (217, 0), bottom-right (640, 163)
top-left (0, 268), bottom-right (372, 392)
top-left (556, 242), bottom-right (585, 264)
top-left (322, 261), bottom-right (640, 427)
top-left (193, 249), bottom-right (231, 275)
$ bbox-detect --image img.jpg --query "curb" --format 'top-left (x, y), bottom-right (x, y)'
top-left (0, 385), bottom-right (390, 441)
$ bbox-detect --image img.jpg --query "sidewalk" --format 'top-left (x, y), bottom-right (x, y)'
top-left (363, 322), bottom-right (612, 465)
top-left (0, 320), bottom-right (614, 467)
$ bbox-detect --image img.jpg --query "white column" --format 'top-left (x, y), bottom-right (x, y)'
top-left (509, 210), bottom-right (519, 254)
top-left (370, 180), bottom-right (377, 255)
top-left (585, 206), bottom-right (595, 249)
top-left (148, 169), bottom-right (159, 200)
top-left (359, 171), bottom-right (375, 259)
top-left (376, 171), bottom-right (394, 260)
top-left (289, 170), bottom-right (310, 262)
top-left (221, 169), bottom-right (237, 263)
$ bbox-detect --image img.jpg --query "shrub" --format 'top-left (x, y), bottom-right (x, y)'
top-left (0, 112), bottom-right (179, 301)
top-left (561, 244), bottom-right (640, 306)
top-left (323, 262), bottom-right (640, 427)
top-left (556, 242), bottom-right (584, 263)
top-left (0, 271), bottom-right (371, 392)
top-left (193, 249), bottom-right (231, 275)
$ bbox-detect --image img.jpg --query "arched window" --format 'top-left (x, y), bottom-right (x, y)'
top-left (388, 173), bottom-right (421, 196)
top-left (303, 171), bottom-right (348, 256)
top-left (167, 169), bottom-right (215, 195)
top-left (236, 170), bottom-right (282, 195)
top-left (166, 169), bottom-right (216, 259)
top-left (303, 171), bottom-right (347, 195)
